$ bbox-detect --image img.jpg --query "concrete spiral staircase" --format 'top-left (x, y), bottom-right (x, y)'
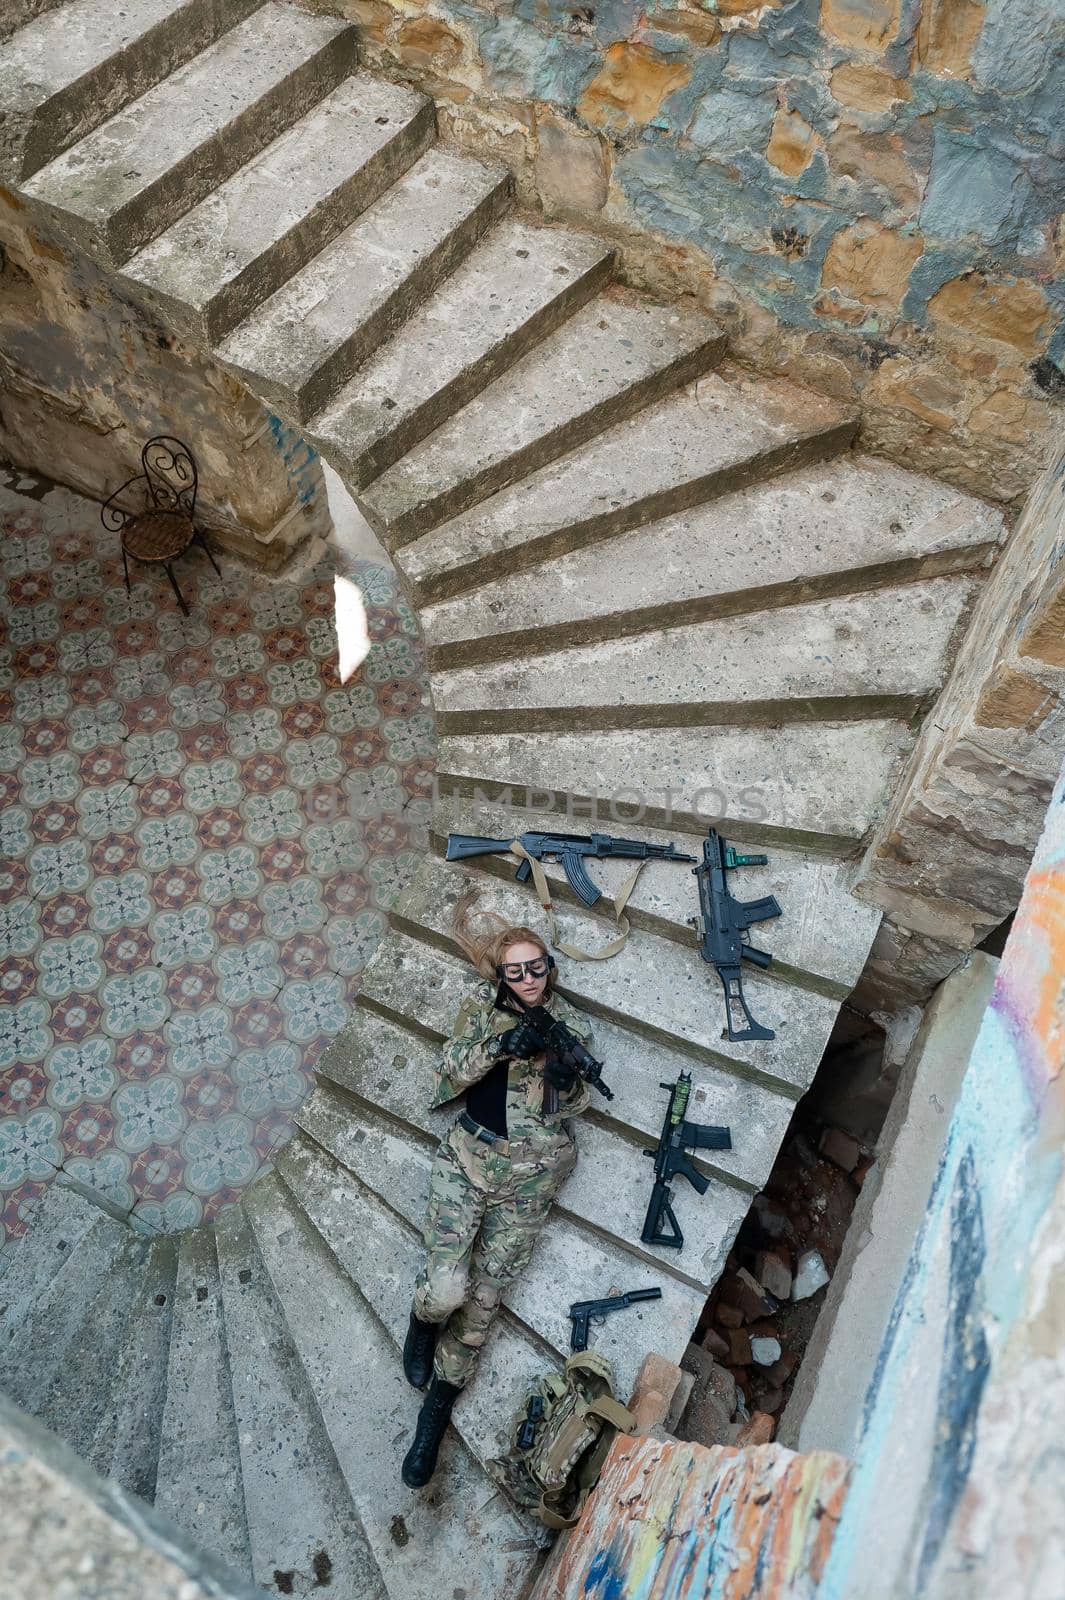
top-left (0, 0), bottom-right (1008, 1594)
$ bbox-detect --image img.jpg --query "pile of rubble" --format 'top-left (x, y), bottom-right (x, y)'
top-left (676, 1119), bottom-right (874, 1447)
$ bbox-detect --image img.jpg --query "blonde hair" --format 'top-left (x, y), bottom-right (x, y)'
top-left (451, 890), bottom-right (555, 991)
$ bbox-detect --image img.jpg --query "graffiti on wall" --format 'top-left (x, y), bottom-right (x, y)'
top-left (823, 753), bottom-right (1065, 1596)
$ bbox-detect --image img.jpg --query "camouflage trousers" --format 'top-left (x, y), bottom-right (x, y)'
top-left (413, 1119), bottom-right (577, 1387)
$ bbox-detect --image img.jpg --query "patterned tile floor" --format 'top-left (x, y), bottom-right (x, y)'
top-left (0, 465), bottom-right (434, 1262)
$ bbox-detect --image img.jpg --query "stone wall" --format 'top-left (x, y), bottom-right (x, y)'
top-left (852, 434), bottom-right (1065, 1009)
top-left (0, 188), bottom-right (331, 571)
top-left (299, 0), bottom-right (1064, 502)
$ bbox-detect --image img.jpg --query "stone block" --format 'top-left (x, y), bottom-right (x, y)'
top-left (826, 125), bottom-right (922, 209)
top-left (535, 114), bottom-right (609, 215)
top-left (1019, 585), bottom-right (1065, 669)
top-left (973, 664), bottom-right (1057, 733)
top-left (578, 42), bottom-right (690, 135)
top-left (650, 4), bottom-right (722, 46)
top-left (703, 1327), bottom-right (730, 1361)
top-left (718, 1304), bottom-right (744, 1329)
top-left (928, 272), bottom-right (1053, 356)
top-left (916, 0), bottom-right (987, 78)
top-left (766, 109), bottom-right (821, 178)
top-left (821, 220), bottom-right (922, 314)
top-left (396, 15), bottom-right (462, 70)
top-left (793, 1250), bottom-right (831, 1301)
top-left (751, 1335), bottom-right (783, 1367)
top-left (820, 0), bottom-right (902, 49)
top-left (830, 62), bottom-right (908, 113)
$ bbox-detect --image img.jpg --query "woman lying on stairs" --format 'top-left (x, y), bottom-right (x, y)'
top-left (401, 891), bottom-right (594, 1489)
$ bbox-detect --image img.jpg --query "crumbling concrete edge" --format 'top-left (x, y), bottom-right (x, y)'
top-left (0, 1394), bottom-right (268, 1600)
top-left (778, 950), bottom-right (999, 1457)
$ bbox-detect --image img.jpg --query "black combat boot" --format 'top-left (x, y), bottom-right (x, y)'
top-left (401, 1375), bottom-right (462, 1489)
top-left (403, 1307), bottom-right (439, 1390)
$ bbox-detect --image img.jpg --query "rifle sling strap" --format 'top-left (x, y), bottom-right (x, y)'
top-left (509, 842), bottom-right (642, 962)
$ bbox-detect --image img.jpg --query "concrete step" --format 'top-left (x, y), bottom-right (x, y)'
top-left (218, 147), bottom-right (512, 421)
top-left (432, 577), bottom-right (977, 734)
top-left (361, 292), bottom-right (726, 549)
top-left (22, 2), bottom-right (358, 264)
top-left (0, 0), bottom-right (262, 182)
top-left (436, 718), bottom-right (913, 856)
top-left (245, 1169), bottom-right (542, 1600)
top-left (89, 1234), bottom-right (179, 1502)
top-left (321, 976), bottom-right (794, 1206)
top-left (0, 1211), bottom-right (135, 1414)
top-left (0, 0), bottom-right (66, 46)
top-left (35, 1231), bottom-right (150, 1461)
top-left (0, 1183), bottom-right (107, 1348)
top-left (301, 1061), bottom-right (728, 1352)
top-left (397, 363), bottom-right (856, 605)
top-left (420, 455), bottom-right (1006, 669)
top-left (215, 1205), bottom-right (386, 1600)
top-left (380, 854), bottom-right (841, 1094)
top-left (306, 219), bottom-right (614, 490)
top-left (122, 73), bottom-right (433, 345)
top-left (154, 1226), bottom-right (252, 1575)
top-left (427, 790), bottom-right (880, 997)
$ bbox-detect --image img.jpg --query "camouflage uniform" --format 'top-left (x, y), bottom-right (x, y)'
top-left (414, 979), bottom-right (594, 1387)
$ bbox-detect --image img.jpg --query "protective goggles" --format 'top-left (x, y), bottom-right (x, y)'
top-left (498, 955), bottom-right (552, 982)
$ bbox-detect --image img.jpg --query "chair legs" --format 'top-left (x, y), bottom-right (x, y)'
top-left (193, 527), bottom-right (222, 579)
top-left (122, 545), bottom-right (131, 596)
top-left (163, 562), bottom-right (190, 617)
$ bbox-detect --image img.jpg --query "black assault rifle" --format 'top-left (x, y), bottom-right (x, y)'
top-left (508, 1004), bottom-right (614, 1112)
top-left (693, 828), bottom-right (781, 1043)
top-left (642, 1073), bottom-right (731, 1249)
top-left (446, 830), bottom-right (695, 908)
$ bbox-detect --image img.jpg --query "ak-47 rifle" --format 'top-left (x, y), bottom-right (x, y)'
top-left (693, 828), bottom-right (781, 1043)
top-left (641, 1073), bottom-right (732, 1250)
top-left (446, 830), bottom-right (695, 908)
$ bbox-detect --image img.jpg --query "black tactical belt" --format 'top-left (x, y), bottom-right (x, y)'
top-left (458, 1111), bottom-right (505, 1145)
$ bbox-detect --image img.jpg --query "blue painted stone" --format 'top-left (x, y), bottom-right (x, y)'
top-left (686, 86), bottom-right (774, 158)
top-left (920, 129), bottom-right (1035, 246)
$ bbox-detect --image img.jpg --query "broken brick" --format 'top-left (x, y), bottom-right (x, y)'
top-left (735, 1410), bottom-right (776, 1446)
top-left (819, 1127), bottom-right (861, 1173)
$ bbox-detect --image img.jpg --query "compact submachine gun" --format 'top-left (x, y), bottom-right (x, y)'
top-left (693, 828), bottom-right (782, 1043)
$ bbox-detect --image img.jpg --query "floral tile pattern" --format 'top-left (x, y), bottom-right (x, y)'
top-left (0, 470), bottom-right (434, 1261)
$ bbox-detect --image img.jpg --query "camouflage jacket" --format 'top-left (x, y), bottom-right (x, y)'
top-left (434, 980), bottom-right (595, 1132)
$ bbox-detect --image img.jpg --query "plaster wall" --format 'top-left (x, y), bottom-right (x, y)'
top-left (819, 749), bottom-right (1065, 1600)
top-left (779, 948), bottom-right (998, 1457)
top-left (298, 0), bottom-right (1065, 502)
top-left (0, 189), bottom-right (331, 571)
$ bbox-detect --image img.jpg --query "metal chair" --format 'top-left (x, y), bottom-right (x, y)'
top-left (101, 435), bottom-right (220, 616)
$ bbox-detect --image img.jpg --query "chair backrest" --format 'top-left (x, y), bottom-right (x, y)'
top-left (142, 436), bottom-right (197, 519)
top-left (101, 436), bottom-right (199, 532)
